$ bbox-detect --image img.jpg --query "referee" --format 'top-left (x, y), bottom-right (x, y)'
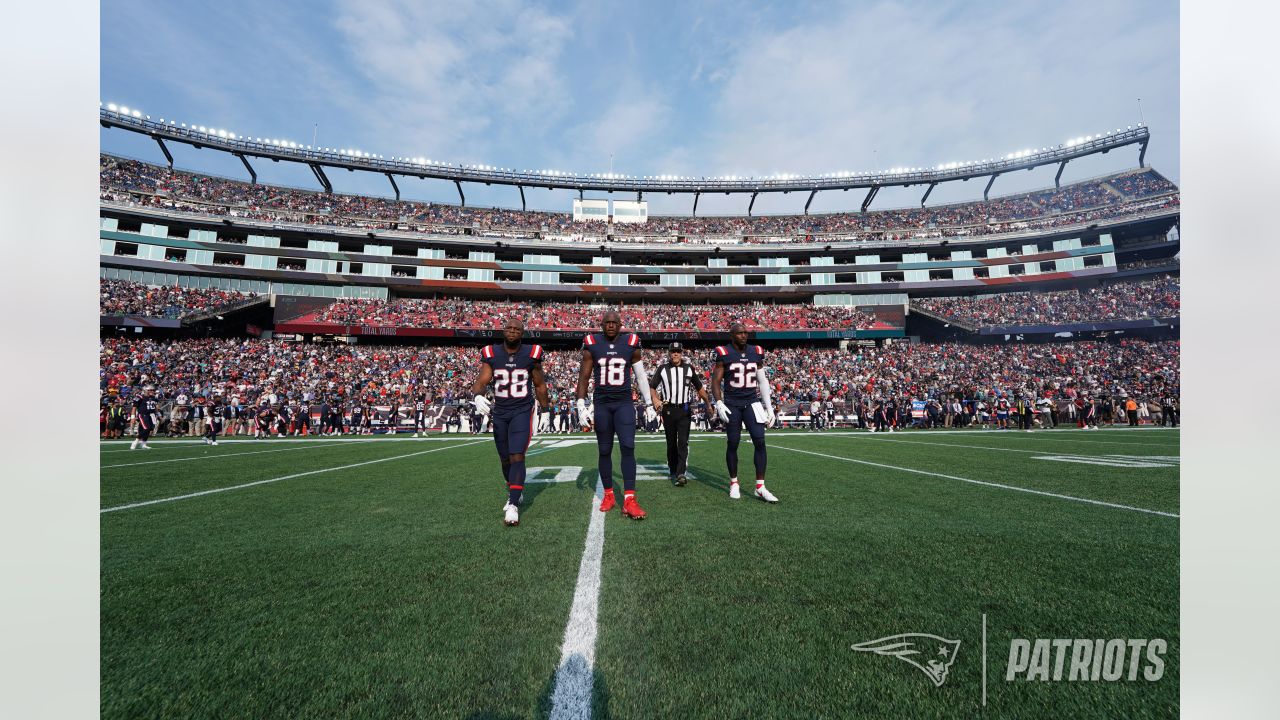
top-left (649, 342), bottom-right (709, 486)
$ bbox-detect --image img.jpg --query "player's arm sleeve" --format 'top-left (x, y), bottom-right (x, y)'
top-left (531, 363), bottom-right (551, 408)
top-left (632, 359), bottom-right (654, 407)
top-left (471, 352), bottom-right (494, 397)
top-left (757, 368), bottom-right (773, 412)
top-left (576, 348), bottom-right (594, 400)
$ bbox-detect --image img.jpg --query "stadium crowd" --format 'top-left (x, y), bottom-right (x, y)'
top-left (300, 298), bottom-right (878, 330)
top-left (1118, 256), bottom-right (1180, 271)
top-left (912, 275), bottom-right (1180, 327)
top-left (101, 155), bottom-right (1179, 244)
top-left (100, 336), bottom-right (1179, 434)
top-left (100, 278), bottom-right (256, 318)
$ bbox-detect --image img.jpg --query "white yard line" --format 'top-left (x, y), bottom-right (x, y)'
top-left (100, 435), bottom-right (481, 448)
top-left (548, 478), bottom-right (607, 720)
top-left (772, 444), bottom-right (1178, 519)
top-left (101, 440), bottom-right (371, 468)
top-left (100, 439), bottom-right (488, 514)
top-left (809, 428), bottom-right (1179, 447)
top-left (795, 434), bottom-right (1175, 458)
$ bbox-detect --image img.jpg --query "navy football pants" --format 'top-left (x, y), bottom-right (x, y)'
top-left (593, 398), bottom-right (637, 491)
top-left (725, 403), bottom-right (767, 479)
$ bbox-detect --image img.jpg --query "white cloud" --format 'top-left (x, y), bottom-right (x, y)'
top-left (567, 92), bottom-right (672, 173)
top-left (682, 0), bottom-right (1178, 214)
top-left (330, 0), bottom-right (574, 162)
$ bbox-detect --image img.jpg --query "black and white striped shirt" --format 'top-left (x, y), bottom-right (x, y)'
top-left (651, 361), bottom-right (703, 405)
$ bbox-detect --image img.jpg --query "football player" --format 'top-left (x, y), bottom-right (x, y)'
top-left (130, 385), bottom-right (159, 450)
top-left (275, 401), bottom-right (291, 437)
top-left (351, 403), bottom-right (365, 436)
top-left (413, 394), bottom-right (428, 437)
top-left (204, 396), bottom-right (224, 445)
top-left (471, 318), bottom-right (551, 527)
top-left (709, 323), bottom-right (779, 502)
top-left (254, 397), bottom-right (273, 439)
top-left (575, 310), bottom-right (657, 520)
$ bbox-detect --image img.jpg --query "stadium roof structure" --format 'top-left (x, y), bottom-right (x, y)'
top-left (101, 104), bottom-right (1151, 216)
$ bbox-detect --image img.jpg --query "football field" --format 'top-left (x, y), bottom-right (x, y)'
top-left (101, 427), bottom-right (1179, 719)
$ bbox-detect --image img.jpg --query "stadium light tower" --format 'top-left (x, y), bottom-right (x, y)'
top-left (99, 104), bottom-right (1153, 213)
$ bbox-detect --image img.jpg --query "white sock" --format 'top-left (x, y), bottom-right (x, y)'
top-left (730, 478), bottom-right (739, 485)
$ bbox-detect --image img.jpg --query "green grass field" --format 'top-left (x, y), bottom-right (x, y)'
top-left (101, 427), bottom-right (1179, 719)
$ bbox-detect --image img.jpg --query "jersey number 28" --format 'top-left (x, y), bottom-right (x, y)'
top-left (493, 368), bottom-right (529, 398)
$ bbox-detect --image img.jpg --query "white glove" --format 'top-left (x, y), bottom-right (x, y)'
top-left (644, 406), bottom-right (657, 423)
top-left (473, 395), bottom-right (491, 415)
top-left (715, 400), bottom-right (731, 424)
top-left (764, 407), bottom-right (776, 427)
top-left (577, 398), bottom-right (591, 428)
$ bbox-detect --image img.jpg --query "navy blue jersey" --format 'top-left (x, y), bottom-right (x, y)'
top-left (583, 332), bottom-right (641, 401)
top-left (134, 396), bottom-right (158, 419)
top-left (481, 342), bottom-right (544, 415)
top-left (714, 343), bottom-right (766, 405)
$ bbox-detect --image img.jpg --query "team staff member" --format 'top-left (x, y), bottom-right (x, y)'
top-left (1016, 394), bottom-right (1035, 432)
top-left (107, 398), bottom-right (127, 439)
top-left (649, 342), bottom-right (709, 487)
top-left (1125, 397), bottom-right (1140, 427)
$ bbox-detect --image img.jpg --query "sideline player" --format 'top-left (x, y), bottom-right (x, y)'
top-left (130, 385), bottom-right (159, 450)
top-left (709, 323), bottom-right (779, 502)
top-left (204, 396), bottom-right (224, 445)
top-left (413, 394), bottom-right (428, 437)
top-left (254, 398), bottom-right (273, 439)
top-left (575, 310), bottom-right (657, 520)
top-left (471, 318), bottom-right (550, 527)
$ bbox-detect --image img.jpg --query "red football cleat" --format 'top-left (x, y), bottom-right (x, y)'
top-left (598, 489), bottom-right (616, 513)
top-left (622, 495), bottom-right (647, 521)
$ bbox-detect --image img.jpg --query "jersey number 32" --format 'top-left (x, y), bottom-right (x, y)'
top-left (727, 362), bottom-right (759, 389)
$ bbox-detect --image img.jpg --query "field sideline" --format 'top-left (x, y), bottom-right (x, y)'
top-left (101, 427), bottom-right (1179, 719)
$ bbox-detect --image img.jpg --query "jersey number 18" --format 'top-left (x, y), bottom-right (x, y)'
top-left (597, 357), bottom-right (628, 386)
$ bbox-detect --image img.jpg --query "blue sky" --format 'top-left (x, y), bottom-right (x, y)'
top-left (100, 0), bottom-right (1178, 216)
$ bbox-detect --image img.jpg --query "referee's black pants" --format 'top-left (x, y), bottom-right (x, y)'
top-left (663, 404), bottom-right (692, 477)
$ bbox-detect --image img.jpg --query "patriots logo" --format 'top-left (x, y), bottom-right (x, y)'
top-left (851, 633), bottom-right (961, 687)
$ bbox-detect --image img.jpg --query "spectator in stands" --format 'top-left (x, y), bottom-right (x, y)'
top-left (913, 274), bottom-right (1179, 328)
top-left (100, 278), bottom-right (255, 318)
top-left (297, 297), bottom-right (880, 332)
top-left (100, 154), bottom-right (1179, 246)
top-left (99, 337), bottom-right (1179, 432)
